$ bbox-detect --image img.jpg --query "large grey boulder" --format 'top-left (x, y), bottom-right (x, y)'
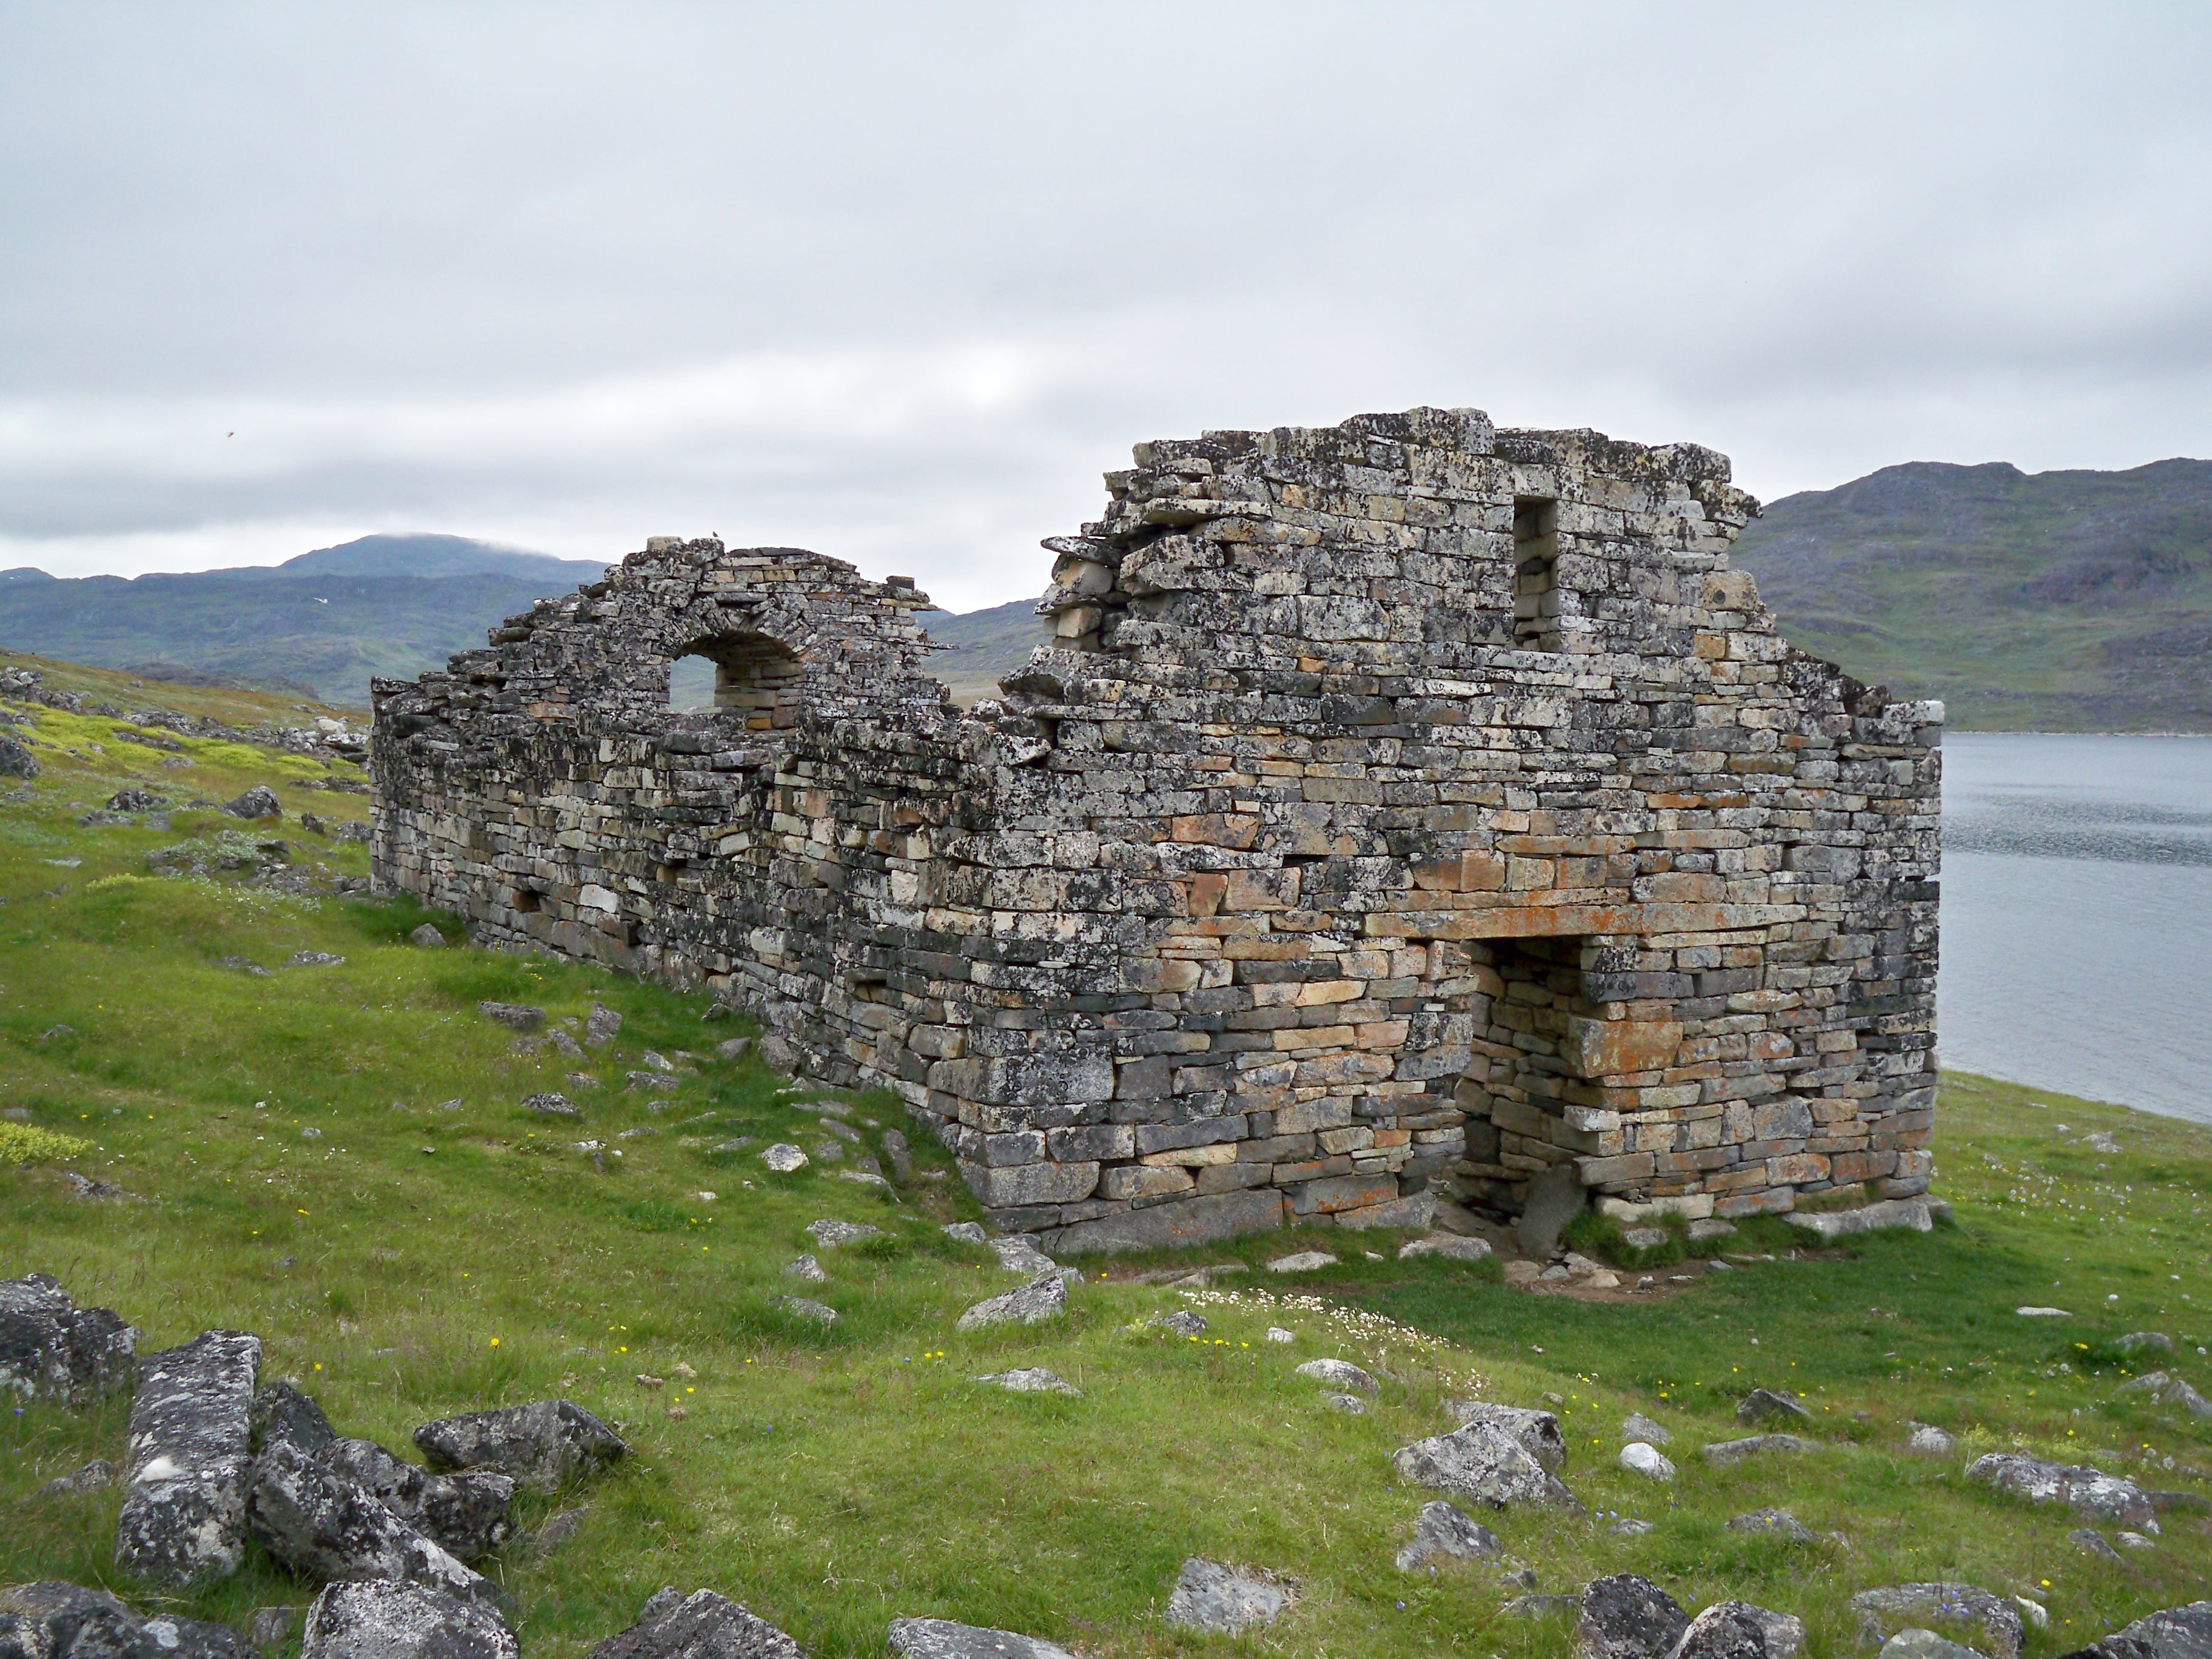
top-left (413, 1399), bottom-right (626, 1492)
top-left (1395, 1501), bottom-right (1503, 1572)
top-left (1672, 1601), bottom-right (1793, 1659)
top-left (1162, 1560), bottom-right (1289, 1635)
top-left (245, 1443), bottom-right (501, 1610)
top-left (955, 1272), bottom-right (1066, 1332)
top-left (887, 1620), bottom-right (1075, 1659)
top-left (299, 1580), bottom-right (516, 1659)
top-left (0, 1580), bottom-right (248, 1659)
top-left (1966, 1453), bottom-right (2157, 1529)
top-left (1448, 1401), bottom-right (1567, 1470)
top-left (581, 1589), bottom-right (805, 1659)
top-left (1577, 1574), bottom-right (1687, 1659)
top-left (321, 1439), bottom-right (517, 1562)
top-left (1295, 1358), bottom-right (1377, 1396)
top-left (115, 1330), bottom-right (262, 1588)
top-left (1390, 1421), bottom-right (1580, 1510)
top-left (805, 1220), bottom-right (883, 1250)
top-left (1851, 1585), bottom-right (2024, 1659)
top-left (0, 1276), bottom-right (139, 1407)
top-left (2054, 1600), bottom-right (2212, 1659)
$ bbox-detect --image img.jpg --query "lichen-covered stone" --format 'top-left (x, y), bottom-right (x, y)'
top-left (412, 1400), bottom-right (626, 1492)
top-left (244, 1443), bottom-right (501, 1610)
top-left (1161, 1560), bottom-right (1289, 1635)
top-left (114, 1330), bottom-right (262, 1588)
top-left (0, 1580), bottom-right (248, 1659)
top-left (0, 1276), bottom-right (139, 1407)
top-left (955, 1272), bottom-right (1066, 1332)
top-left (1394, 1501), bottom-right (1502, 1572)
top-left (372, 411), bottom-right (1941, 1250)
top-left (1575, 1574), bottom-right (1687, 1659)
top-left (582, 1590), bottom-right (804, 1659)
top-left (1391, 1421), bottom-right (1580, 1510)
top-left (1966, 1453), bottom-right (2157, 1530)
top-left (298, 1580), bottom-right (516, 1659)
top-left (887, 1620), bottom-right (1073, 1659)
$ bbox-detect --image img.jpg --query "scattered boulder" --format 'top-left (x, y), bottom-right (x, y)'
top-left (1398, 1233), bottom-right (1493, 1263)
top-left (531, 1508), bottom-right (590, 1561)
top-left (291, 951), bottom-right (344, 969)
top-left (0, 732), bottom-right (38, 779)
top-left (786, 1255), bottom-right (826, 1284)
top-left (1149, 1310), bottom-right (1207, 1337)
top-left (407, 925), bottom-right (446, 948)
top-left (522, 1093), bottom-right (582, 1121)
top-left (1851, 1584), bottom-right (2023, 1659)
top-left (2117, 1373), bottom-right (2212, 1418)
top-left (584, 1005), bottom-right (622, 1048)
top-left (1322, 1393), bottom-right (1366, 1415)
top-left (2053, 1600), bottom-right (2212, 1659)
top-left (299, 1580), bottom-right (517, 1659)
top-left (1395, 1500), bottom-right (1503, 1572)
top-left (413, 1400), bottom-right (626, 1493)
top-left (974, 1370), bottom-right (1079, 1395)
top-left (1701, 1435), bottom-right (1820, 1468)
top-left (39, 1458), bottom-right (117, 1498)
top-left (1620, 1443), bottom-right (1675, 1481)
top-left (1447, 1401), bottom-right (1567, 1470)
top-left (1727, 1509), bottom-right (1813, 1541)
top-left (805, 1219), bottom-right (883, 1250)
top-left (756, 1034), bottom-right (799, 1074)
top-left (115, 1329), bottom-right (263, 1588)
top-left (254, 1379), bottom-right (339, 1462)
top-left (1162, 1558), bottom-right (1289, 1635)
top-left (1966, 1452), bottom-right (2157, 1529)
top-left (245, 1441), bottom-right (500, 1609)
top-left (987, 1236), bottom-right (1056, 1276)
top-left (762, 1145), bottom-right (808, 1174)
top-left (1295, 1358), bottom-right (1377, 1396)
top-left (1736, 1389), bottom-right (1811, 1426)
top-left (956, 1272), bottom-right (1066, 1333)
top-left (941, 1222), bottom-right (987, 1245)
top-left (583, 1589), bottom-right (803, 1659)
top-left (0, 1274), bottom-right (140, 1406)
top-left (0, 1580), bottom-right (248, 1659)
top-left (889, 1620), bottom-right (1074, 1659)
top-left (1576, 1573), bottom-right (1687, 1659)
top-left (1906, 1424), bottom-right (1957, 1458)
top-left (1621, 1412), bottom-right (1671, 1446)
top-left (1265, 1327), bottom-right (1295, 1344)
top-left (226, 786), bottom-right (282, 820)
top-left (2116, 1332), bottom-right (2175, 1356)
top-left (1880, 1631), bottom-right (1983, 1659)
top-left (716, 1037), bottom-right (753, 1064)
top-left (107, 789), bottom-right (170, 813)
top-left (772, 1297), bottom-right (838, 1327)
top-left (1609, 1518), bottom-right (1655, 1538)
top-left (2085, 1131), bottom-right (2120, 1155)
top-left (1266, 1251), bottom-right (1337, 1273)
top-left (1672, 1601), bottom-right (1793, 1659)
top-left (2071, 1528), bottom-right (2125, 1562)
top-left (477, 1002), bottom-right (545, 1032)
top-left (1390, 1421), bottom-right (1580, 1510)
top-left (320, 1438), bottom-right (517, 1561)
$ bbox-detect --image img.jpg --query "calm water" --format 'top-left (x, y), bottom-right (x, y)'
top-left (1940, 734), bottom-right (2212, 1121)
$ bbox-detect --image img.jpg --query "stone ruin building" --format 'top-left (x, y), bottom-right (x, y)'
top-left (369, 406), bottom-right (1943, 1253)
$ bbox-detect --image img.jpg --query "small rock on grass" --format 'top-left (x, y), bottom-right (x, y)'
top-left (478, 1001), bottom-right (544, 1031)
top-left (956, 1272), bottom-right (1066, 1332)
top-left (300, 1580), bottom-right (516, 1659)
top-left (2118, 1531), bottom-right (2157, 1550)
top-left (1266, 1250), bottom-right (1336, 1273)
top-left (1906, 1424), bottom-right (1957, 1457)
top-left (1323, 1393), bottom-right (1366, 1415)
top-left (1448, 1401), bottom-right (1567, 1470)
top-left (583, 1589), bottom-right (802, 1659)
top-left (1150, 1310), bottom-right (1208, 1336)
top-left (2116, 1331), bottom-right (2174, 1355)
top-left (942, 1222), bottom-right (987, 1244)
top-left (974, 1369), bottom-right (1079, 1395)
top-left (1620, 1443), bottom-right (1675, 1481)
top-left (522, 1093), bottom-right (581, 1120)
top-left (1879, 1634), bottom-right (1984, 1659)
top-left (532, 1506), bottom-right (590, 1559)
top-left (1392, 1421), bottom-right (1580, 1510)
top-left (39, 1457), bottom-right (116, 1496)
top-left (1737, 1388), bottom-right (1812, 1426)
top-left (1676, 1600), bottom-right (1803, 1659)
top-left (761, 1144), bottom-right (808, 1173)
top-left (1621, 1226), bottom-right (1669, 1251)
top-left (1295, 1358), bottom-right (1377, 1396)
top-left (806, 1219), bottom-right (883, 1249)
top-left (1577, 1574), bottom-right (1687, 1659)
top-left (1728, 1509), bottom-right (1813, 1541)
top-left (1851, 1585), bottom-right (2023, 1659)
top-left (785, 1255), bottom-right (826, 1284)
top-left (1621, 1412), bottom-right (1671, 1445)
top-left (408, 923), bottom-right (446, 948)
top-left (247, 1607), bottom-right (296, 1654)
top-left (772, 1297), bottom-right (838, 1327)
top-left (1394, 1500), bottom-right (1502, 1571)
top-left (1701, 1433), bottom-right (1820, 1467)
top-left (414, 1399), bottom-right (626, 1493)
top-left (988, 1236), bottom-right (1057, 1275)
top-left (1399, 1233), bottom-right (1492, 1262)
top-left (1608, 1517), bottom-right (1655, 1538)
top-left (583, 1005), bottom-right (621, 1048)
top-left (2062, 1602), bottom-right (2212, 1659)
top-left (1265, 1327), bottom-right (1295, 1344)
top-left (888, 1618), bottom-right (1076, 1659)
top-left (2071, 1528), bottom-right (2126, 1561)
top-left (1968, 1452), bottom-right (2157, 1528)
top-left (1162, 1558), bottom-right (1289, 1635)
top-left (716, 1037), bottom-right (753, 1062)
top-left (287, 951), bottom-right (344, 968)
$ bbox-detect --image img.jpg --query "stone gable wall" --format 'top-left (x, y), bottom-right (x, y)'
top-left (370, 408), bottom-right (1942, 1252)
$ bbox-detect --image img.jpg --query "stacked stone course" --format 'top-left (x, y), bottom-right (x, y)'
top-left (372, 407), bottom-right (1942, 1250)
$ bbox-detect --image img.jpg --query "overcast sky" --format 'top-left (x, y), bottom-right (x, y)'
top-left (4, 4), bottom-right (2208, 610)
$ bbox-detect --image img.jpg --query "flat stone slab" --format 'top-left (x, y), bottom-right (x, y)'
top-left (773, 1298), bottom-right (839, 1326)
top-left (805, 1219), bottom-right (883, 1249)
top-left (477, 1002), bottom-right (544, 1031)
top-left (1398, 1233), bottom-right (1492, 1262)
top-left (583, 1589), bottom-right (803, 1659)
top-left (1851, 1584), bottom-right (2024, 1659)
top-left (987, 1237), bottom-right (1057, 1276)
top-left (974, 1369), bottom-right (1079, 1395)
top-left (1621, 1412), bottom-right (1671, 1445)
top-left (413, 1399), bottom-right (626, 1493)
top-left (1737, 1388), bottom-right (1812, 1426)
top-left (1786, 1198), bottom-right (1946, 1240)
top-left (0, 1273), bottom-right (140, 1406)
top-left (1267, 1251), bottom-right (1338, 1273)
top-left (1390, 1421), bottom-right (1580, 1510)
top-left (1395, 1500), bottom-right (1502, 1572)
top-left (1162, 1558), bottom-right (1289, 1634)
top-left (115, 1329), bottom-right (263, 1588)
top-left (1295, 1358), bottom-right (1377, 1396)
top-left (1967, 1452), bottom-right (2157, 1529)
top-left (888, 1618), bottom-right (1076, 1659)
top-left (320, 1437), bottom-right (517, 1563)
top-left (762, 1145), bottom-right (808, 1173)
top-left (1701, 1433), bottom-right (1820, 1467)
top-left (956, 1272), bottom-right (1066, 1332)
top-left (300, 1580), bottom-right (516, 1659)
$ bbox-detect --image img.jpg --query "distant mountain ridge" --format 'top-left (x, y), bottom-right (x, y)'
top-left (1728, 457), bottom-right (2212, 731)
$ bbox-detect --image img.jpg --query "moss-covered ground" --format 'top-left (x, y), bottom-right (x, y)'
top-left (3, 667), bottom-right (2209, 1658)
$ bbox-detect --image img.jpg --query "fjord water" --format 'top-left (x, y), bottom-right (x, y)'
top-left (1939, 733), bottom-right (2212, 1122)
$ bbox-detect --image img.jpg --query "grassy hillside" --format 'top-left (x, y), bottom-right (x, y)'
top-left (1732, 460), bottom-right (2212, 732)
top-left (916, 599), bottom-right (1047, 704)
top-left (5, 672), bottom-right (2212, 1658)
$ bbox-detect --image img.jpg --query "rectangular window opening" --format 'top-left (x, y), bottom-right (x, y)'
top-left (1512, 496), bottom-right (1561, 651)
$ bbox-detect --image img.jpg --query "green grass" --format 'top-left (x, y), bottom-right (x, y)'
top-left (5, 678), bottom-right (2212, 1658)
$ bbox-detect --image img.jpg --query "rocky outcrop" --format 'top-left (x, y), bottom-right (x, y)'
top-left (0, 1276), bottom-right (139, 1407)
top-left (1577, 1575), bottom-right (1687, 1659)
top-left (1394, 1501), bottom-right (1503, 1572)
top-left (114, 1331), bottom-right (263, 1588)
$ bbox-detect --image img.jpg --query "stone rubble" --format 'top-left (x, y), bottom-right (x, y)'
top-left (1161, 1558), bottom-right (1289, 1635)
top-left (298, 1580), bottom-right (517, 1659)
top-left (115, 1330), bottom-right (264, 1587)
top-left (0, 1275), bottom-right (139, 1407)
top-left (955, 1272), bottom-right (1067, 1332)
top-left (370, 408), bottom-right (1942, 1253)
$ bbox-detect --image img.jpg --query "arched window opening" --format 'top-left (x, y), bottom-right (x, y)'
top-left (665, 632), bottom-right (805, 729)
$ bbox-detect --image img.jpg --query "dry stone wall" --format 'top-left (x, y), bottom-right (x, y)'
top-left (372, 408), bottom-right (1942, 1250)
